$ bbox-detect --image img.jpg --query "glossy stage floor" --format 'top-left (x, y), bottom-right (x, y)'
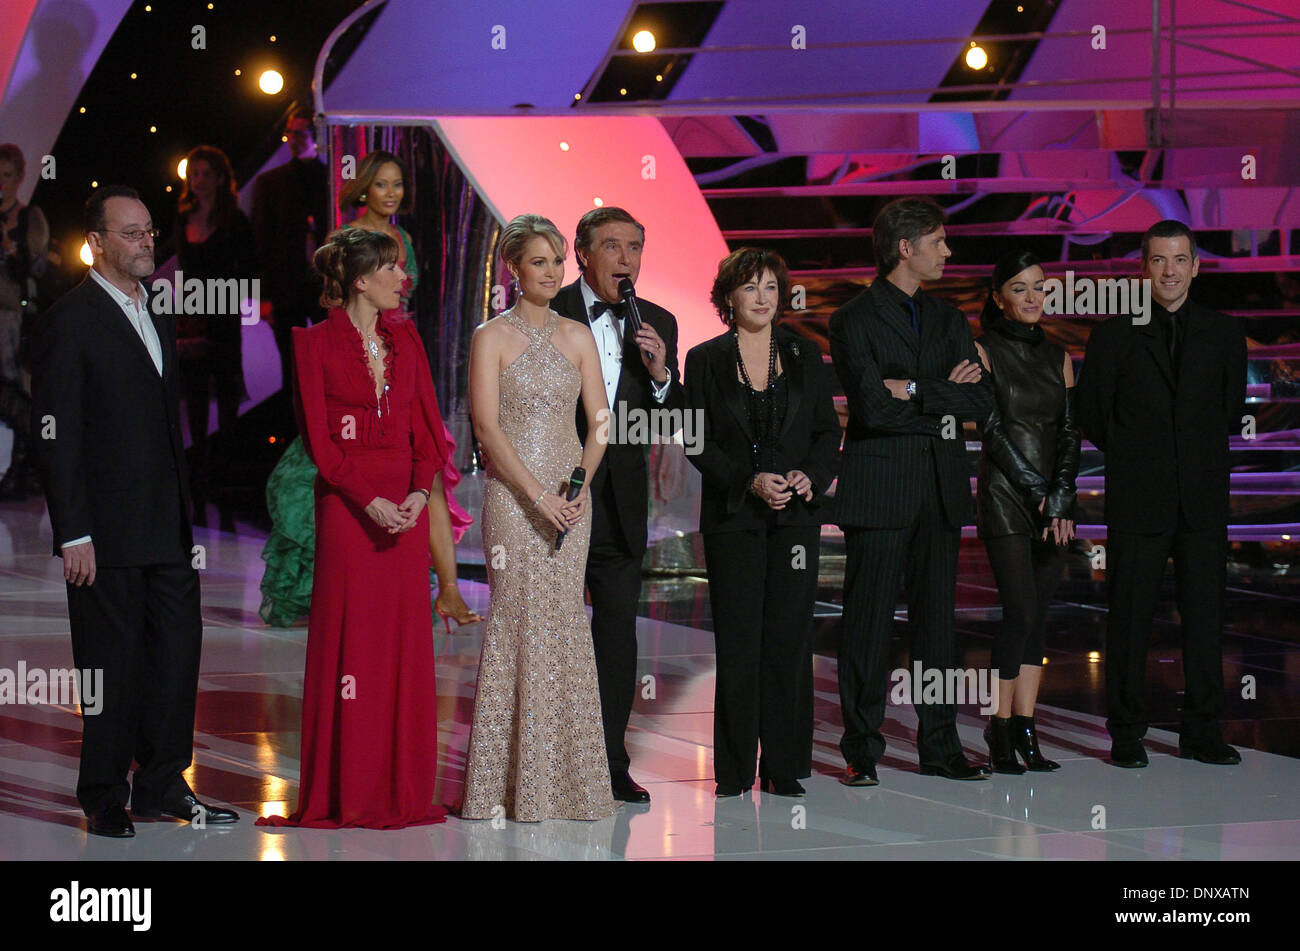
top-left (1, 494), bottom-right (1298, 862)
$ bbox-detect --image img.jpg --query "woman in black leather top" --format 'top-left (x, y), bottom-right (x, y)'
top-left (973, 250), bottom-right (1079, 773)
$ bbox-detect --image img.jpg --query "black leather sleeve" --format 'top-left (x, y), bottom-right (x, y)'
top-left (1043, 387), bottom-right (1080, 520)
top-left (982, 402), bottom-right (1048, 503)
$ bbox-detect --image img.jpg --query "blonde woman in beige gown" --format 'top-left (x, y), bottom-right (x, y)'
top-left (460, 215), bottom-right (616, 822)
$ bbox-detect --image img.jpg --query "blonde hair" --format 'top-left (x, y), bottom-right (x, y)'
top-left (498, 214), bottom-right (566, 269)
top-left (313, 227), bottom-right (399, 307)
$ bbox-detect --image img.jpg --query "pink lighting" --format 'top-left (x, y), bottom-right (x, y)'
top-left (435, 116), bottom-right (729, 358)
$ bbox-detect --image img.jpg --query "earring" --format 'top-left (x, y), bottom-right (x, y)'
top-left (359, 194), bottom-right (367, 204)
top-left (728, 302), bottom-right (734, 324)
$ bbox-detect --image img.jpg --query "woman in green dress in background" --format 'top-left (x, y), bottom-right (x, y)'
top-left (260, 150), bottom-right (480, 630)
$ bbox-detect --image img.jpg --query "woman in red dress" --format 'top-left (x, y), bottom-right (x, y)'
top-left (258, 227), bottom-right (449, 828)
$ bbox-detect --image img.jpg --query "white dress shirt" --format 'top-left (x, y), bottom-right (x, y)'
top-left (63, 269), bottom-right (164, 549)
top-left (89, 266), bottom-right (163, 375)
top-left (578, 276), bottom-right (670, 411)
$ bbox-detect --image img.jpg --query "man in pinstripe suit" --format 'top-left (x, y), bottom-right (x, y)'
top-left (828, 198), bottom-right (994, 785)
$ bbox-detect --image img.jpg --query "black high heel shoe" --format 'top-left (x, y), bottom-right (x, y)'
top-left (1010, 714), bottom-right (1061, 771)
top-left (984, 717), bottom-right (1026, 774)
top-left (760, 778), bottom-right (805, 797)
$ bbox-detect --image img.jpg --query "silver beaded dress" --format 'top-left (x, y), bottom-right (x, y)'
top-left (460, 308), bottom-right (616, 822)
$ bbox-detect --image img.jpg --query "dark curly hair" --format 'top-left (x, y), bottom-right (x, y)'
top-left (710, 247), bottom-right (790, 326)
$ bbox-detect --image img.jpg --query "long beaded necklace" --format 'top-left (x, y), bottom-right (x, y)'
top-left (354, 320), bottom-right (391, 418)
top-left (734, 330), bottom-right (779, 469)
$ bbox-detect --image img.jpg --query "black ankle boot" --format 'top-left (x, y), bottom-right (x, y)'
top-left (1010, 714), bottom-right (1060, 771)
top-left (984, 717), bottom-right (1025, 774)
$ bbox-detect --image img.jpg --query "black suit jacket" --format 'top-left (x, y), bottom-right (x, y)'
top-left (551, 278), bottom-right (686, 553)
top-left (827, 279), bottom-right (993, 529)
top-left (29, 275), bottom-right (192, 565)
top-left (1075, 300), bottom-right (1246, 533)
top-left (251, 157), bottom-right (328, 306)
top-left (685, 328), bottom-right (841, 533)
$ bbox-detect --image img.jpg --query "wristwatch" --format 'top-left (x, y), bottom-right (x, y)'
top-left (905, 380), bottom-right (918, 399)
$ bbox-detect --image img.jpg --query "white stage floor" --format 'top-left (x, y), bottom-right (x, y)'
top-left (1, 504), bottom-right (1297, 861)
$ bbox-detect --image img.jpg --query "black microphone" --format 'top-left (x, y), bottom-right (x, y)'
top-left (554, 466), bottom-right (586, 550)
top-left (617, 277), bottom-right (652, 361)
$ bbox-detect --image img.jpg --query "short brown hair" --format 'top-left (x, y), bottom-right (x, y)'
top-left (873, 197), bottom-right (945, 275)
top-left (574, 206), bottom-right (644, 271)
top-left (338, 150), bottom-right (411, 214)
top-left (313, 227), bottom-right (400, 307)
top-left (710, 247), bottom-right (790, 326)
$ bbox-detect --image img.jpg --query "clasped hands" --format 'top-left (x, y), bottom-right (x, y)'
top-left (535, 485), bottom-right (590, 534)
top-left (1037, 497), bottom-right (1075, 547)
top-left (365, 492), bottom-right (429, 534)
top-left (883, 359), bottom-right (982, 400)
top-left (750, 470), bottom-right (813, 510)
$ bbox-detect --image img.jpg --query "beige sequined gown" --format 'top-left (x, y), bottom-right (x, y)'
top-left (460, 308), bottom-right (616, 822)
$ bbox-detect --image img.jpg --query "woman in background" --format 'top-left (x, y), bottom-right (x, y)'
top-left (974, 250), bottom-right (1078, 773)
top-left (175, 145), bottom-right (253, 531)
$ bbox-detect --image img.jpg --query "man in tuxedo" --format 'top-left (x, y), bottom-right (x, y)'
top-left (30, 186), bottom-right (238, 837)
top-left (1075, 220), bottom-right (1247, 768)
top-left (550, 207), bottom-right (685, 803)
top-left (828, 197), bottom-right (994, 786)
top-left (252, 110), bottom-right (328, 398)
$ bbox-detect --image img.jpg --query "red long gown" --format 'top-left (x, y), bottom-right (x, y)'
top-left (257, 308), bottom-right (449, 828)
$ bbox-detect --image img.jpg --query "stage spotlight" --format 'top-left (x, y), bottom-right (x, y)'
top-left (259, 69), bottom-right (285, 95)
top-left (1087, 651), bottom-right (1101, 663)
top-left (593, 197), bottom-right (604, 207)
top-left (632, 30), bottom-right (656, 53)
top-left (559, 141), bottom-right (570, 151)
top-left (177, 158), bottom-right (188, 180)
top-left (965, 43), bottom-right (988, 70)
top-left (79, 242), bottom-right (93, 266)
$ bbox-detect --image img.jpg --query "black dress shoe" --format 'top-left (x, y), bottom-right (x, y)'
top-left (611, 771), bottom-right (651, 804)
top-left (133, 793), bottom-right (239, 824)
top-left (1110, 740), bottom-right (1148, 768)
top-left (760, 778), bottom-right (805, 797)
top-left (840, 761), bottom-right (879, 786)
top-left (919, 755), bottom-right (991, 780)
top-left (715, 783), bottom-right (743, 798)
top-left (1178, 737), bottom-right (1241, 765)
top-left (87, 804), bottom-right (135, 838)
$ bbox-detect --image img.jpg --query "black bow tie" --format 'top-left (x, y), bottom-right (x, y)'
top-left (590, 300), bottom-right (627, 321)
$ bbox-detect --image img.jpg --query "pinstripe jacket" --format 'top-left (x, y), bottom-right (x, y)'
top-left (828, 279), bottom-right (992, 529)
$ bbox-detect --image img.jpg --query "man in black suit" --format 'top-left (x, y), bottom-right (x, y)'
top-left (252, 111), bottom-right (328, 397)
top-left (550, 207), bottom-right (685, 803)
top-left (1075, 220), bottom-right (1247, 768)
top-left (828, 197), bottom-right (994, 786)
top-left (30, 186), bottom-right (238, 837)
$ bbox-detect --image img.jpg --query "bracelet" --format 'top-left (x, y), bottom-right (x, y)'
top-left (416, 488), bottom-right (431, 500)
top-left (534, 489), bottom-right (547, 507)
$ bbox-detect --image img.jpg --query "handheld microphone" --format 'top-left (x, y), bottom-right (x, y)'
top-left (616, 278), bottom-right (652, 361)
top-left (554, 467), bottom-right (586, 550)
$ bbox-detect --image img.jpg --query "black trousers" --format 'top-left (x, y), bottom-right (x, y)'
top-left (585, 474), bottom-right (643, 773)
top-left (1105, 522), bottom-right (1228, 743)
top-left (839, 478), bottom-right (962, 766)
top-left (65, 560), bottom-right (203, 815)
top-left (982, 533), bottom-right (1066, 675)
top-left (704, 522), bottom-right (819, 786)
top-left (180, 357), bottom-right (241, 505)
